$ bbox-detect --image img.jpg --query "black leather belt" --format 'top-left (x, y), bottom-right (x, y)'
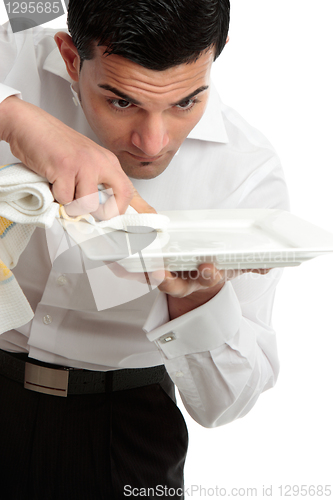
top-left (0, 349), bottom-right (166, 397)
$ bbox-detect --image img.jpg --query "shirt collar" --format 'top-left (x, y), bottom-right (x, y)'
top-left (43, 48), bottom-right (229, 144)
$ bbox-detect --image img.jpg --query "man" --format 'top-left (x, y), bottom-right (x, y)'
top-left (0, 0), bottom-right (289, 498)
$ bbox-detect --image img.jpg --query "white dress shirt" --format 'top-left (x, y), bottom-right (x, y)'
top-left (0, 22), bottom-right (289, 427)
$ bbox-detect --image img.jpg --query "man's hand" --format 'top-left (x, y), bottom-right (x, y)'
top-left (0, 96), bottom-right (152, 218)
top-left (154, 264), bottom-right (271, 319)
top-left (108, 260), bottom-right (271, 320)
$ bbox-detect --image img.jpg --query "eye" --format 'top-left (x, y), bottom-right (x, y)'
top-left (176, 98), bottom-right (198, 111)
top-left (108, 99), bottom-right (133, 110)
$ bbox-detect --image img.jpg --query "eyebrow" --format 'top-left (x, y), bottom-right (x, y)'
top-left (98, 84), bottom-right (142, 105)
top-left (97, 84), bottom-right (209, 107)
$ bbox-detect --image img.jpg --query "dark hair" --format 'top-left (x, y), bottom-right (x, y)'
top-left (67, 0), bottom-right (230, 71)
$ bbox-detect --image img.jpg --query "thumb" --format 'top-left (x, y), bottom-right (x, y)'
top-left (130, 188), bottom-right (157, 214)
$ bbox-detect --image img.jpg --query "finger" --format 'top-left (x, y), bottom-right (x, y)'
top-left (154, 270), bottom-right (202, 298)
top-left (105, 175), bottom-right (134, 216)
top-left (197, 265), bottom-right (247, 284)
top-left (224, 269), bottom-right (244, 280)
top-left (65, 189), bottom-right (100, 217)
top-left (130, 188), bottom-right (157, 214)
top-left (106, 262), bottom-right (148, 283)
top-left (242, 268), bottom-right (272, 275)
top-left (51, 178), bottom-right (76, 206)
top-left (91, 194), bottom-right (120, 220)
top-left (196, 264), bottom-right (226, 287)
top-left (106, 262), bottom-right (130, 278)
top-left (98, 153), bottom-right (135, 215)
top-left (255, 268), bottom-right (272, 274)
top-left (106, 262), bottom-right (161, 286)
top-left (73, 164), bottom-right (133, 218)
top-left (93, 184), bottom-right (153, 220)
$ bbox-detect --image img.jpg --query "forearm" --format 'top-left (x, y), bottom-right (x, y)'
top-left (0, 95), bottom-right (78, 171)
top-left (0, 96), bottom-right (34, 163)
top-left (0, 95), bottom-right (20, 142)
top-left (0, 94), bottom-right (56, 166)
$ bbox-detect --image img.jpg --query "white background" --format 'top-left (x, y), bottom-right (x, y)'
top-left (1, 1), bottom-right (332, 498)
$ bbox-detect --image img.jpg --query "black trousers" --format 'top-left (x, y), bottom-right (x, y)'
top-left (0, 370), bottom-right (188, 499)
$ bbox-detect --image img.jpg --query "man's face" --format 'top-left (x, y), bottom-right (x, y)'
top-left (72, 46), bottom-right (213, 179)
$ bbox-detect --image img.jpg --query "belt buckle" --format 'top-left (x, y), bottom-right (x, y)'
top-left (24, 362), bottom-right (69, 397)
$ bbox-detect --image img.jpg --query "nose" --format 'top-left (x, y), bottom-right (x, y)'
top-left (131, 114), bottom-right (169, 157)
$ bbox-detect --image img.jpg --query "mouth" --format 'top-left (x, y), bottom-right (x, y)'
top-left (127, 153), bottom-right (163, 163)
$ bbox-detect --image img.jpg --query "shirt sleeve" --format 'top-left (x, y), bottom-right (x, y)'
top-left (143, 268), bottom-right (282, 428)
top-left (0, 21), bottom-right (46, 104)
top-left (0, 23), bottom-right (25, 104)
top-left (0, 83), bottom-right (21, 104)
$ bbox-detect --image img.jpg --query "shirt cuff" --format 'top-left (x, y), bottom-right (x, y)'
top-left (0, 83), bottom-right (22, 105)
top-left (143, 281), bottom-right (242, 359)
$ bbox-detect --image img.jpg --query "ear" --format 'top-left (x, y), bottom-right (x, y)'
top-left (54, 32), bottom-right (80, 82)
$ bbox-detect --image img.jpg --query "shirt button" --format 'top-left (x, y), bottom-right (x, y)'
top-left (56, 275), bottom-right (67, 286)
top-left (43, 315), bottom-right (53, 325)
top-left (175, 371), bottom-right (184, 378)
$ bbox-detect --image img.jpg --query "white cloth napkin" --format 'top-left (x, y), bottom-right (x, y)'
top-left (0, 162), bottom-right (170, 335)
top-left (0, 163), bottom-right (60, 227)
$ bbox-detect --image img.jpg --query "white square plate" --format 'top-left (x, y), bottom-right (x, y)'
top-left (63, 209), bottom-right (333, 272)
